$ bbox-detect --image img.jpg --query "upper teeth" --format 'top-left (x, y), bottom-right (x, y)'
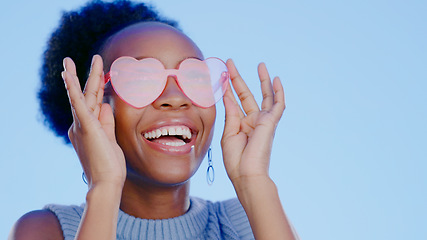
top-left (144, 126), bottom-right (192, 140)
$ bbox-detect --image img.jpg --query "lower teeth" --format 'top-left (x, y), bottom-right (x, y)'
top-left (162, 141), bottom-right (186, 147)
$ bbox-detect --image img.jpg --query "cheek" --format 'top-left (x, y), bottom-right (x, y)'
top-left (102, 84), bottom-right (118, 111)
top-left (202, 106), bottom-right (216, 143)
top-left (110, 94), bottom-right (142, 144)
top-left (196, 106), bottom-right (216, 168)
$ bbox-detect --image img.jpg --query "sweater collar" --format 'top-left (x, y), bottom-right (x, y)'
top-left (116, 197), bottom-right (213, 239)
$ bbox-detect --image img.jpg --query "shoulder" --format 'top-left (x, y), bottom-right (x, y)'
top-left (8, 210), bottom-right (63, 240)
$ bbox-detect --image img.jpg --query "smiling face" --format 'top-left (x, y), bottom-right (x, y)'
top-left (101, 22), bottom-right (216, 186)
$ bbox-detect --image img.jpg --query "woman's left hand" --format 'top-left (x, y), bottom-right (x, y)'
top-left (221, 59), bottom-right (286, 186)
top-left (221, 60), bottom-right (298, 240)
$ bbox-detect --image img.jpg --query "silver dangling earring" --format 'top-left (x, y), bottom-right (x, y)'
top-left (82, 172), bottom-right (88, 185)
top-left (206, 147), bottom-right (215, 185)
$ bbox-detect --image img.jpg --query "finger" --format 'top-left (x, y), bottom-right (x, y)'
top-left (222, 93), bottom-right (242, 140)
top-left (258, 62), bottom-right (274, 111)
top-left (62, 67), bottom-right (92, 127)
top-left (63, 57), bottom-right (91, 125)
top-left (63, 57), bottom-right (78, 79)
top-left (62, 59), bottom-right (80, 125)
top-left (63, 57), bottom-right (82, 91)
top-left (226, 59), bottom-right (259, 115)
top-left (99, 103), bottom-right (116, 142)
top-left (84, 55), bottom-right (104, 113)
top-left (224, 80), bottom-right (245, 118)
top-left (271, 76), bottom-right (286, 121)
top-left (63, 71), bottom-right (79, 141)
top-left (94, 71), bottom-right (105, 118)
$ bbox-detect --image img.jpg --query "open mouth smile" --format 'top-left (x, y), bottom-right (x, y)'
top-left (142, 125), bottom-right (196, 152)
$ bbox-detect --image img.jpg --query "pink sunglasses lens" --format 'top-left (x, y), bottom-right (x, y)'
top-left (178, 58), bottom-right (229, 108)
top-left (109, 57), bottom-right (166, 108)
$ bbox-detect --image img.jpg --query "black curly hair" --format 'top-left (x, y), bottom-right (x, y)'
top-left (38, 0), bottom-right (179, 143)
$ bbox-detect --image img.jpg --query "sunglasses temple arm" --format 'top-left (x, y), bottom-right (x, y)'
top-left (104, 72), bottom-right (111, 84)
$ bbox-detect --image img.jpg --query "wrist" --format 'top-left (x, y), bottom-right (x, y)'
top-left (77, 179), bottom-right (123, 239)
top-left (86, 182), bottom-right (123, 205)
top-left (232, 176), bottom-right (297, 240)
top-left (232, 175), bottom-right (277, 203)
top-left (232, 174), bottom-right (274, 190)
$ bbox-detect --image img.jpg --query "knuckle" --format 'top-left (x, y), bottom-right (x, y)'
top-left (85, 89), bottom-right (98, 98)
top-left (237, 91), bottom-right (251, 102)
top-left (262, 92), bottom-right (272, 99)
top-left (97, 102), bottom-right (103, 112)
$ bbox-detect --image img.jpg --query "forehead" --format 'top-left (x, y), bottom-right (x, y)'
top-left (102, 22), bottom-right (203, 69)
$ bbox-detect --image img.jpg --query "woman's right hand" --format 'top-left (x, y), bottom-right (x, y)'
top-left (62, 55), bottom-right (126, 189)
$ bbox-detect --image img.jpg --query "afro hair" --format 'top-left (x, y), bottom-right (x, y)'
top-left (38, 0), bottom-right (178, 143)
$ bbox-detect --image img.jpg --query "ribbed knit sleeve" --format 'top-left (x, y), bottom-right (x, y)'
top-left (220, 198), bottom-right (255, 240)
top-left (44, 204), bottom-right (83, 240)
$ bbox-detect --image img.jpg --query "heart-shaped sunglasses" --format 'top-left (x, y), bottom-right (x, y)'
top-left (105, 57), bottom-right (230, 108)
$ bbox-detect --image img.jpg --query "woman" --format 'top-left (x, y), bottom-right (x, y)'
top-left (9, 1), bottom-right (298, 239)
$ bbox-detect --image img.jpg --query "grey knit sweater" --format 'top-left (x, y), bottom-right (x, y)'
top-left (44, 197), bottom-right (254, 240)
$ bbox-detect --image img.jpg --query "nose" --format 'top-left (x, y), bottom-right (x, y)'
top-left (152, 76), bottom-right (192, 110)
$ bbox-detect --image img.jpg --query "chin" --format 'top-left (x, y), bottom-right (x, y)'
top-left (126, 158), bottom-right (201, 188)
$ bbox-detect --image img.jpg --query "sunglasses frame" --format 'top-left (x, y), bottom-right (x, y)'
top-left (104, 56), bottom-right (229, 108)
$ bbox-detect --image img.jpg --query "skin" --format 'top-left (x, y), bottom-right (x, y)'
top-left (9, 22), bottom-right (299, 240)
top-left (101, 23), bottom-right (215, 219)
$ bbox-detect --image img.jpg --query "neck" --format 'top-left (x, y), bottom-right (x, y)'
top-left (119, 177), bottom-right (190, 220)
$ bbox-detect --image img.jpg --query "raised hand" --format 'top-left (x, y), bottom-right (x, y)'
top-left (62, 55), bottom-right (126, 188)
top-left (221, 59), bottom-right (285, 184)
top-left (221, 60), bottom-right (297, 240)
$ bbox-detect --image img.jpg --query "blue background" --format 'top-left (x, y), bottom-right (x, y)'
top-left (1, 0), bottom-right (426, 239)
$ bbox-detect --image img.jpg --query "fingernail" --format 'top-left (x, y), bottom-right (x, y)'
top-left (63, 58), bottom-right (67, 71)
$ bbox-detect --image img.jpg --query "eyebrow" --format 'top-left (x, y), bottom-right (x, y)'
top-left (134, 56), bottom-right (150, 60)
